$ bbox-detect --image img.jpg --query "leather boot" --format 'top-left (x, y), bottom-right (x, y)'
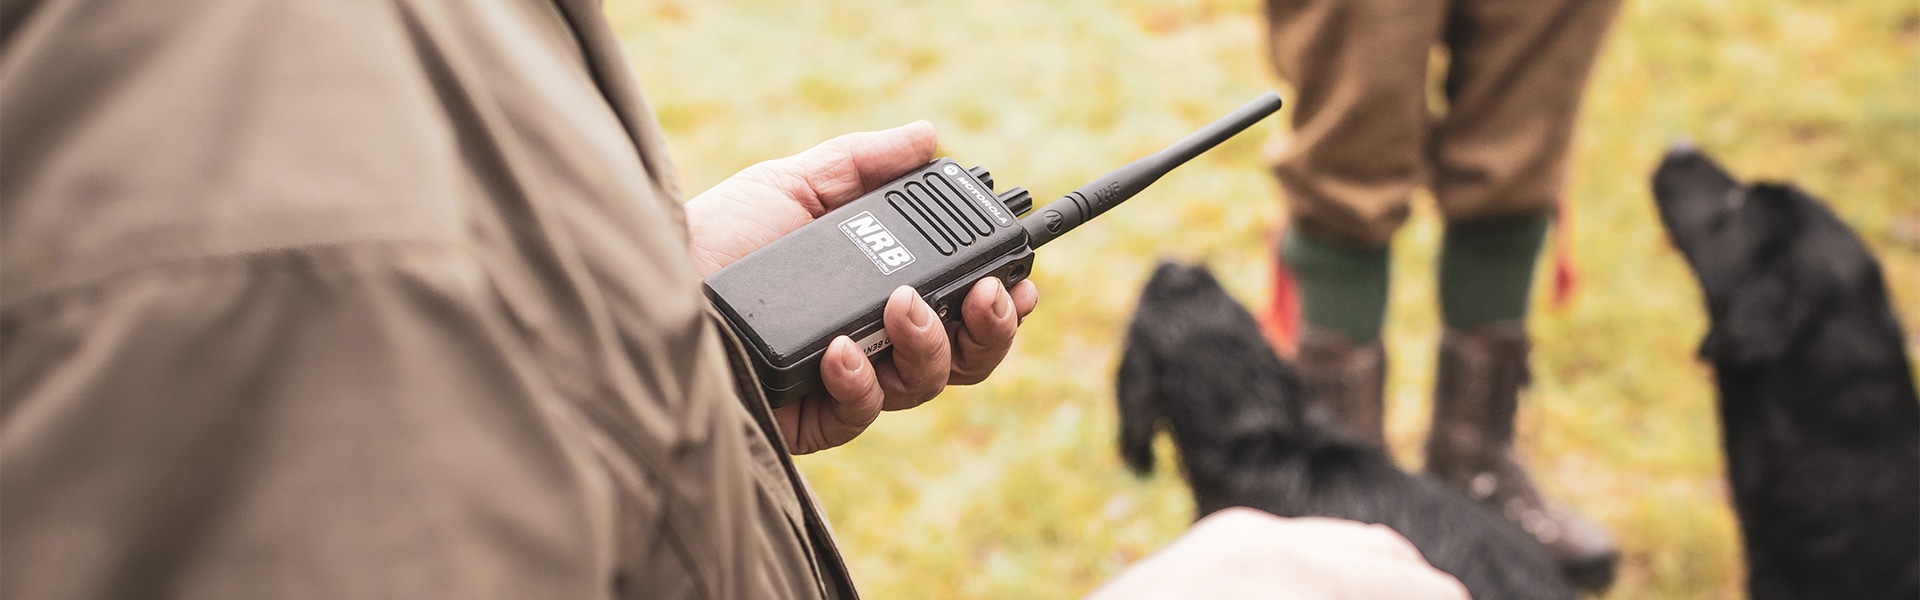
top-left (1425, 322), bottom-right (1618, 592)
top-left (1295, 327), bottom-right (1387, 447)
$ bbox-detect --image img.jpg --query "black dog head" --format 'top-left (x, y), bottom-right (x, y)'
top-left (1116, 262), bottom-right (1305, 476)
top-left (1652, 143), bottom-right (1888, 365)
top-left (1654, 145), bottom-right (1920, 600)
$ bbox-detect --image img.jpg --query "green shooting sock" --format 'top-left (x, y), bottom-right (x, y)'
top-left (1283, 229), bottom-right (1391, 343)
top-left (1438, 214), bottom-right (1551, 329)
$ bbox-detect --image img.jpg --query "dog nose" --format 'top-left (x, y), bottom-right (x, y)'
top-left (1149, 261), bottom-right (1204, 286)
top-left (1664, 138), bottom-right (1699, 161)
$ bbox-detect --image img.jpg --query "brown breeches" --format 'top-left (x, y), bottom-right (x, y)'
top-left (1266, 0), bottom-right (1622, 247)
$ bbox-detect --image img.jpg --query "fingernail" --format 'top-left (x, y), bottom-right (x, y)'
top-left (837, 337), bottom-right (863, 372)
top-left (992, 280), bottom-right (1012, 320)
top-left (905, 288), bottom-right (933, 329)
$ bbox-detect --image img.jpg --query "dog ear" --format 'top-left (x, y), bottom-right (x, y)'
top-left (1698, 271), bottom-right (1820, 364)
top-left (1697, 186), bottom-right (1833, 365)
top-left (1115, 335), bottom-right (1161, 475)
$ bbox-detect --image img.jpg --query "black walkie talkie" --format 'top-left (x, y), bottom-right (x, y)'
top-left (705, 92), bottom-right (1283, 407)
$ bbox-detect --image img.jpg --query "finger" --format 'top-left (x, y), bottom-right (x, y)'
top-left (1008, 279), bottom-right (1039, 322)
top-left (813, 336), bottom-right (885, 440)
top-left (949, 278), bottom-right (1018, 385)
top-left (774, 337), bottom-right (885, 455)
top-left (684, 122), bottom-right (936, 275)
top-left (751, 121), bottom-right (939, 216)
top-left (875, 285), bottom-right (951, 411)
top-left (809, 120), bottom-right (938, 204)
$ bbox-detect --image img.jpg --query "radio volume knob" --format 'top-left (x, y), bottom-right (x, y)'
top-left (967, 166), bottom-right (994, 191)
top-left (997, 187), bottom-right (1033, 217)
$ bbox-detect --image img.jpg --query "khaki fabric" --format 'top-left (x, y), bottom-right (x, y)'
top-left (1265, 0), bottom-right (1621, 248)
top-left (1, 0), bottom-right (851, 598)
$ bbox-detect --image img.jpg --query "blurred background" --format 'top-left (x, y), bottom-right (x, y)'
top-left (608, 0), bottom-right (1920, 597)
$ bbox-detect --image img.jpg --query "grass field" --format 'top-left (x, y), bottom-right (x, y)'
top-left (608, 1), bottom-right (1920, 597)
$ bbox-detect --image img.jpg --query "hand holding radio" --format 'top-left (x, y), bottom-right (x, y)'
top-left (687, 121), bottom-right (940, 276)
top-left (704, 94), bottom-right (1282, 408)
top-left (686, 121), bottom-right (1038, 453)
top-left (689, 93), bottom-right (1280, 449)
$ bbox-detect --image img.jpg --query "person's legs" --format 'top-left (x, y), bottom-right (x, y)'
top-left (1439, 214), bottom-right (1549, 329)
top-left (1281, 230), bottom-right (1390, 445)
top-left (1264, 0), bottom-right (1447, 445)
top-left (1283, 231), bottom-right (1390, 343)
top-left (1427, 0), bottom-right (1616, 332)
top-left (1424, 0), bottom-right (1622, 591)
top-left (1428, 0), bottom-right (1620, 224)
top-left (1266, 0), bottom-right (1447, 250)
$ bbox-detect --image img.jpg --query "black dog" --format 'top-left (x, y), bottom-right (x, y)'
top-left (1653, 145), bottom-right (1920, 600)
top-left (1116, 262), bottom-right (1574, 600)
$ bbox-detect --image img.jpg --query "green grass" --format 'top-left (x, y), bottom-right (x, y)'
top-left (609, 1), bottom-right (1920, 597)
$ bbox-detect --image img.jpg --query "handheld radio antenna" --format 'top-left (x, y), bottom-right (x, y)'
top-left (704, 91), bottom-right (1285, 407)
top-left (1020, 92), bottom-right (1284, 248)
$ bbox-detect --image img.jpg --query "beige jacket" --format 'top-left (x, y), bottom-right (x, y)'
top-left (1, 0), bottom-right (852, 597)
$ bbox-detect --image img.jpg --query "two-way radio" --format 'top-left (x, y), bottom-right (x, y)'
top-left (704, 93), bottom-right (1284, 407)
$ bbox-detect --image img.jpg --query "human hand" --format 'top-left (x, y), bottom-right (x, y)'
top-left (1085, 508), bottom-right (1469, 600)
top-left (684, 122), bottom-right (1040, 454)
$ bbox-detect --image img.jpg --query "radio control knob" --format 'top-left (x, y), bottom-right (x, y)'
top-left (967, 166), bottom-right (994, 191)
top-left (997, 187), bottom-right (1033, 216)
